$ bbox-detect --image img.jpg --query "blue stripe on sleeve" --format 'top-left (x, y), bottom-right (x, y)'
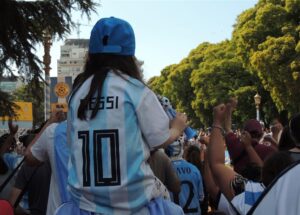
top-left (54, 121), bottom-right (71, 203)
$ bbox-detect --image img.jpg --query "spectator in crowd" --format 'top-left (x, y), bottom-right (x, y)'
top-left (208, 102), bottom-right (294, 215)
top-left (9, 132), bottom-right (51, 215)
top-left (25, 110), bottom-right (67, 215)
top-left (276, 113), bottom-right (300, 162)
top-left (0, 120), bottom-right (20, 200)
top-left (66, 16), bottom-right (187, 214)
top-left (185, 145), bottom-right (209, 215)
top-left (270, 117), bottom-right (284, 144)
top-left (167, 138), bottom-right (204, 215)
top-left (278, 126), bottom-right (295, 151)
top-left (223, 98), bottom-right (276, 179)
top-left (9, 161), bottom-right (51, 215)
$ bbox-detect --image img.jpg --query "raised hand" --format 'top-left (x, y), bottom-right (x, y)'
top-left (240, 131), bottom-right (252, 148)
top-left (48, 109), bottom-right (66, 124)
top-left (213, 103), bottom-right (226, 127)
top-left (171, 112), bottom-right (188, 133)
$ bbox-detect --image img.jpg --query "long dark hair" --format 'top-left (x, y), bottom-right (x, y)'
top-left (70, 53), bottom-right (143, 120)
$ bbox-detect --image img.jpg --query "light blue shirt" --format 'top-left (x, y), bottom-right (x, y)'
top-left (67, 71), bottom-right (170, 214)
top-left (170, 159), bottom-right (204, 215)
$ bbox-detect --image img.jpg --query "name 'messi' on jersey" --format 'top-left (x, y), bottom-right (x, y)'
top-left (86, 96), bottom-right (119, 110)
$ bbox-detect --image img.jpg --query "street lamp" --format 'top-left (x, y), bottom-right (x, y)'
top-left (254, 93), bottom-right (261, 121)
top-left (43, 30), bottom-right (52, 121)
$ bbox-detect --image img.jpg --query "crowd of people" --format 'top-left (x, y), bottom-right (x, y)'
top-left (1, 16), bottom-right (300, 215)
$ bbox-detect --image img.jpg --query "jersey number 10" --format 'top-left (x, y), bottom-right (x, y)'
top-left (78, 129), bottom-right (121, 186)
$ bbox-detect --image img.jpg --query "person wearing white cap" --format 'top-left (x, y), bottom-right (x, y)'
top-left (66, 17), bottom-right (187, 214)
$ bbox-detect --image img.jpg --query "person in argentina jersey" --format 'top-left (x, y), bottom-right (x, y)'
top-left (67, 17), bottom-right (187, 215)
top-left (166, 138), bottom-right (204, 215)
top-left (25, 110), bottom-right (70, 215)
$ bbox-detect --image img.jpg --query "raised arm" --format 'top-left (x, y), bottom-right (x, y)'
top-left (25, 109), bottom-right (66, 165)
top-left (241, 131), bottom-right (263, 167)
top-left (203, 149), bottom-right (220, 201)
top-left (224, 97), bottom-right (237, 134)
top-left (159, 112), bottom-right (187, 148)
top-left (208, 103), bottom-right (236, 200)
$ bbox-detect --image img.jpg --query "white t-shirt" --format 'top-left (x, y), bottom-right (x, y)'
top-left (67, 71), bottom-right (170, 214)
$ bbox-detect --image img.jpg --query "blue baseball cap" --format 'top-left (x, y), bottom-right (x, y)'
top-left (89, 17), bottom-right (135, 56)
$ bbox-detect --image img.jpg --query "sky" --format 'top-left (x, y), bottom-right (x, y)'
top-left (42, 0), bottom-right (258, 81)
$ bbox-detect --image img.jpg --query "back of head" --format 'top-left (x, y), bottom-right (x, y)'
top-left (86, 17), bottom-right (139, 78)
top-left (278, 126), bottom-right (295, 151)
top-left (289, 113), bottom-right (300, 146)
top-left (0, 133), bottom-right (16, 153)
top-left (262, 151), bottom-right (293, 186)
top-left (240, 163), bottom-right (262, 182)
top-left (243, 119), bottom-right (263, 139)
top-left (75, 17), bottom-right (141, 120)
top-left (0, 133), bottom-right (10, 148)
top-left (165, 137), bottom-right (184, 160)
top-left (89, 17), bottom-right (135, 56)
top-left (185, 145), bottom-right (202, 171)
top-left (19, 133), bottom-right (36, 148)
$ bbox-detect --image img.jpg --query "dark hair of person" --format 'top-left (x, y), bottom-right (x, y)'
top-left (261, 151), bottom-right (293, 187)
top-left (240, 163), bottom-right (262, 182)
top-left (279, 110), bottom-right (289, 127)
top-left (19, 133), bottom-right (36, 148)
top-left (185, 145), bottom-right (202, 171)
top-left (278, 126), bottom-right (295, 151)
top-left (289, 113), bottom-right (300, 144)
top-left (0, 157), bottom-right (8, 174)
top-left (70, 53), bottom-right (143, 120)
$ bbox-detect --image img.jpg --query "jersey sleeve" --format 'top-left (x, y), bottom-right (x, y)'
top-left (30, 123), bottom-right (57, 162)
top-left (136, 90), bottom-right (170, 149)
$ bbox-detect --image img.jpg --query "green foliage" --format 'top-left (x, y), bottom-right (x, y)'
top-left (149, 40), bottom-right (275, 128)
top-left (233, 0), bottom-right (300, 115)
top-left (149, 0), bottom-right (298, 128)
top-left (148, 0), bottom-right (299, 127)
top-left (251, 35), bottom-right (300, 113)
top-left (190, 41), bottom-right (263, 126)
top-left (0, 91), bottom-right (20, 119)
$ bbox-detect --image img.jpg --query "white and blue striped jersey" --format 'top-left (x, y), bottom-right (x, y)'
top-left (31, 121), bottom-right (70, 215)
top-left (170, 159), bottom-right (204, 215)
top-left (67, 71), bottom-right (170, 214)
top-left (231, 181), bottom-right (264, 214)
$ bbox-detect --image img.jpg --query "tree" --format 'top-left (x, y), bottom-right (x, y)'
top-left (0, 0), bottom-right (97, 117)
top-left (147, 64), bottom-right (175, 96)
top-left (149, 40), bottom-right (277, 128)
top-left (163, 60), bottom-right (200, 128)
top-left (232, 0), bottom-right (300, 116)
top-left (190, 41), bottom-right (266, 126)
